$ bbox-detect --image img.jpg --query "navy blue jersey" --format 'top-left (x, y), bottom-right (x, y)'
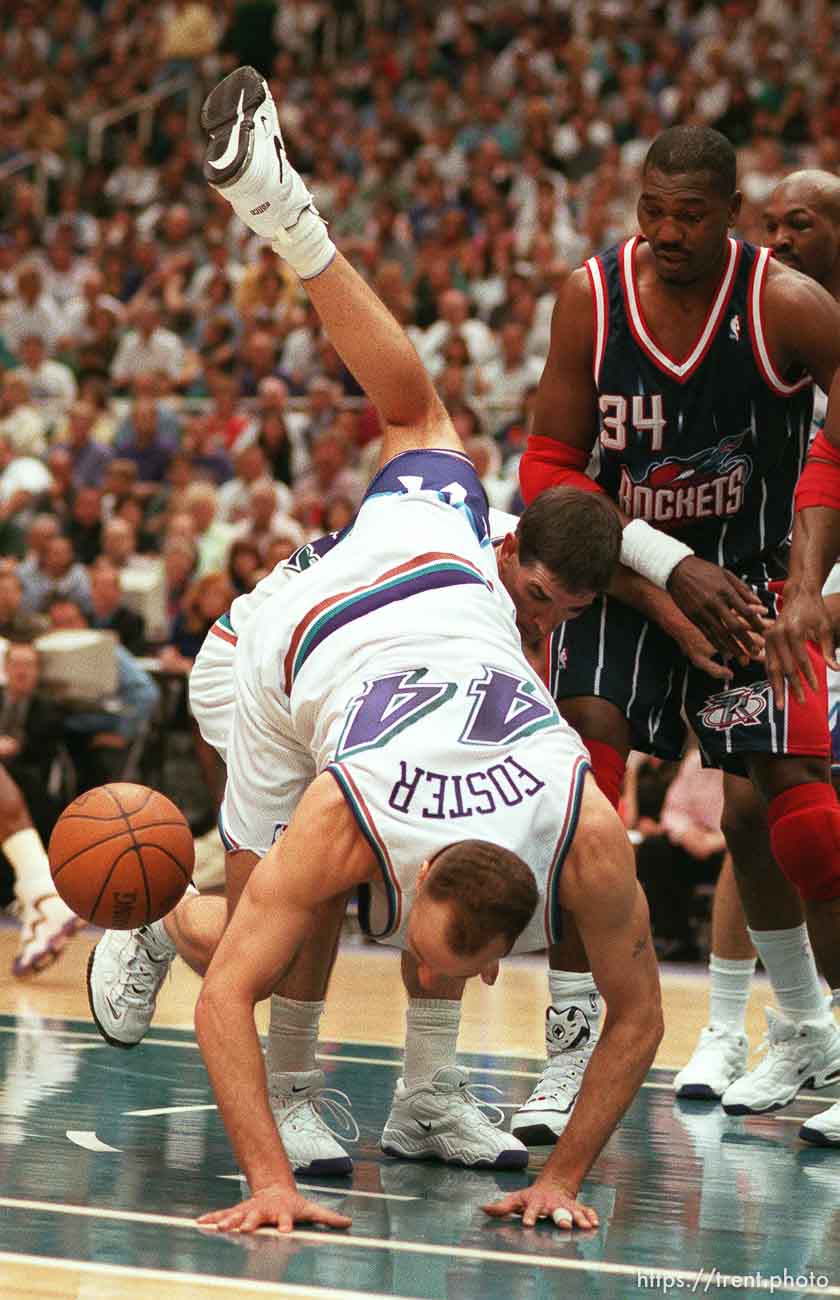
top-left (585, 238), bottom-right (814, 579)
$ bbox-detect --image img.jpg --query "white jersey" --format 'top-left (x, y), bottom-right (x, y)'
top-left (221, 451), bottom-right (590, 953)
top-left (189, 507), bottom-right (519, 761)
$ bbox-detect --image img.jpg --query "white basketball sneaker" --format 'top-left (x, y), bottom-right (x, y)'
top-left (800, 1101), bottom-right (840, 1147)
top-left (673, 1025), bottom-right (750, 1100)
top-left (381, 1066), bottom-right (528, 1170)
top-left (13, 893), bottom-right (85, 977)
top-left (722, 1006), bottom-right (840, 1115)
top-left (201, 67), bottom-right (320, 240)
top-left (86, 921), bottom-right (176, 1048)
top-left (268, 1070), bottom-right (355, 1176)
top-left (510, 1002), bottom-right (598, 1144)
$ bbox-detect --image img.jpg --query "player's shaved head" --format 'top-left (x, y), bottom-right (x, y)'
top-left (769, 170), bottom-right (840, 224)
top-left (764, 169), bottom-right (840, 293)
top-left (644, 126), bottom-right (737, 198)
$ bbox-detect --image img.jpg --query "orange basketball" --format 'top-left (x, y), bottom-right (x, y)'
top-left (48, 783), bottom-right (194, 929)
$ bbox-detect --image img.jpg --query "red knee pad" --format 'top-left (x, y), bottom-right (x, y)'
top-left (584, 739), bottom-right (626, 811)
top-left (768, 783), bottom-right (840, 902)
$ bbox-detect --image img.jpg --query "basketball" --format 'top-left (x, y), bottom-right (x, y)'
top-left (48, 784), bottom-right (194, 929)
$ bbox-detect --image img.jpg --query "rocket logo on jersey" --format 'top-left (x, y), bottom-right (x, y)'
top-left (617, 430), bottom-right (752, 527)
top-left (697, 682), bottom-right (768, 732)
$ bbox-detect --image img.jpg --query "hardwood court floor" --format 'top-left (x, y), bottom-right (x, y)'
top-left (0, 923), bottom-right (838, 1300)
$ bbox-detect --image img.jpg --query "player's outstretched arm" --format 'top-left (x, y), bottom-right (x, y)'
top-left (483, 777), bottom-right (663, 1230)
top-left (194, 774), bottom-right (375, 1233)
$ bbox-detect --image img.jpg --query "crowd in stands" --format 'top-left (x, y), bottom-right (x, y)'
top-left (0, 0), bottom-right (834, 931)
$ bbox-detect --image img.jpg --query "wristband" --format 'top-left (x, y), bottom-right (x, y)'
top-left (620, 519), bottom-right (694, 589)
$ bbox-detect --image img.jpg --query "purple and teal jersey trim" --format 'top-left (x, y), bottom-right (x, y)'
top-left (283, 551), bottom-right (493, 694)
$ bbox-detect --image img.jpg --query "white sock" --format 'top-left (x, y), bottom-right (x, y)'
top-left (271, 203), bottom-right (336, 280)
top-left (747, 924), bottom-right (826, 1021)
top-left (547, 969), bottom-right (602, 1054)
top-left (266, 994), bottom-right (324, 1075)
top-left (403, 998), bottom-right (461, 1086)
top-left (708, 954), bottom-right (756, 1034)
top-left (5, 829), bottom-right (55, 904)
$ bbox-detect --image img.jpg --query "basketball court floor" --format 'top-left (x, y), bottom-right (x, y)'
top-left (0, 922), bottom-right (838, 1300)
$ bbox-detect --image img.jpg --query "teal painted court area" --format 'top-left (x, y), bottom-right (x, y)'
top-left (0, 1013), bottom-right (838, 1299)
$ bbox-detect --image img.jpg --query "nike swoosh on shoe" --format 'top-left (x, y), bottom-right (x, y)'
top-left (207, 90), bottom-right (245, 172)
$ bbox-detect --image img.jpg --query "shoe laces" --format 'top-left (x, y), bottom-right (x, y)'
top-left (278, 1085), bottom-right (360, 1143)
top-left (537, 1047), bottom-right (591, 1100)
top-left (115, 935), bottom-right (170, 1008)
top-left (448, 1079), bottom-right (508, 1128)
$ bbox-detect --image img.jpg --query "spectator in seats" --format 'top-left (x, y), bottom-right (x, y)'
top-left (54, 400), bottom-right (113, 489)
top-left (217, 444), bottom-right (292, 523)
top-left (100, 517), bottom-right (146, 574)
top-left (293, 428), bottom-right (366, 516)
top-left (472, 320), bottom-right (544, 434)
top-left (47, 598), bottom-right (159, 792)
top-left (89, 559), bottom-right (147, 657)
top-left (183, 482), bottom-right (233, 577)
top-left (181, 413), bottom-right (233, 484)
top-left (322, 494), bottom-right (356, 534)
top-left (60, 269), bottom-right (124, 347)
top-left (74, 301), bottom-right (123, 385)
top-left (231, 481), bottom-right (305, 554)
top-left (17, 516), bottom-right (60, 594)
top-left (463, 434), bottom-right (517, 512)
top-left (161, 571), bottom-right (235, 671)
top-left (101, 460), bottom-right (140, 520)
top-left (21, 534), bottom-right (90, 615)
top-left (67, 487), bottom-right (103, 565)
top-left (0, 641), bottom-right (83, 977)
top-left (112, 396), bottom-right (178, 485)
top-left (237, 327), bottom-right (289, 397)
top-left (249, 376), bottom-right (308, 480)
top-left (0, 372), bottom-right (47, 457)
top-left (0, 570), bottom-right (47, 642)
top-left (202, 368), bottom-right (250, 449)
top-left (103, 137), bottom-right (160, 210)
top-left (421, 287), bottom-right (496, 374)
top-left (304, 375), bottom-right (342, 440)
top-left (44, 449), bottom-right (76, 528)
top-left (110, 299), bottom-right (186, 389)
top-left (1, 265), bottom-right (65, 353)
top-left (227, 538), bottom-right (261, 596)
top-left (163, 536), bottom-right (199, 634)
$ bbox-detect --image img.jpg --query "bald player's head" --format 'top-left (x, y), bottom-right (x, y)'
top-left (763, 169), bottom-right (840, 289)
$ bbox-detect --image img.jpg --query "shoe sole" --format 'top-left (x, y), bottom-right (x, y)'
top-left (381, 1142), bottom-right (528, 1170)
top-left (510, 1121), bottom-right (568, 1146)
top-left (201, 66), bottom-right (266, 187)
top-left (296, 1155), bottom-right (353, 1177)
top-left (675, 1084), bottom-right (723, 1101)
top-left (86, 945), bottom-right (141, 1050)
top-left (13, 916), bottom-right (86, 977)
top-left (799, 1122), bottom-right (840, 1147)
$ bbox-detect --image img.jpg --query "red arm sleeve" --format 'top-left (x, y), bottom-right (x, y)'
top-left (519, 434), bottom-right (605, 505)
top-left (794, 430), bottom-right (840, 512)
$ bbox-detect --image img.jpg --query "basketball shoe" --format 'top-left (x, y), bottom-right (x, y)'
top-left (380, 1066), bottom-right (528, 1170)
top-left (721, 1005), bottom-right (840, 1115)
top-left (673, 1025), bottom-right (750, 1100)
top-left (510, 1002), bottom-right (599, 1144)
top-left (201, 66), bottom-right (334, 278)
top-left (268, 1070), bottom-right (355, 1177)
top-left (13, 893), bottom-right (85, 977)
top-left (86, 920), bottom-right (176, 1048)
top-left (800, 1101), bottom-right (840, 1147)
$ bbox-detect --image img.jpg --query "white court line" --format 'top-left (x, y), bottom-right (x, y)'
top-left (0, 1251), bottom-right (418, 1300)
top-left (1, 1198), bottom-right (838, 1295)
top-left (218, 1175), bottom-right (419, 1202)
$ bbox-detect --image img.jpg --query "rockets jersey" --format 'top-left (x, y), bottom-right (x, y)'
top-left (585, 237), bottom-right (814, 579)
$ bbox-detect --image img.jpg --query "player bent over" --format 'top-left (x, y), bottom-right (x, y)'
top-left (87, 68), bottom-right (661, 1233)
